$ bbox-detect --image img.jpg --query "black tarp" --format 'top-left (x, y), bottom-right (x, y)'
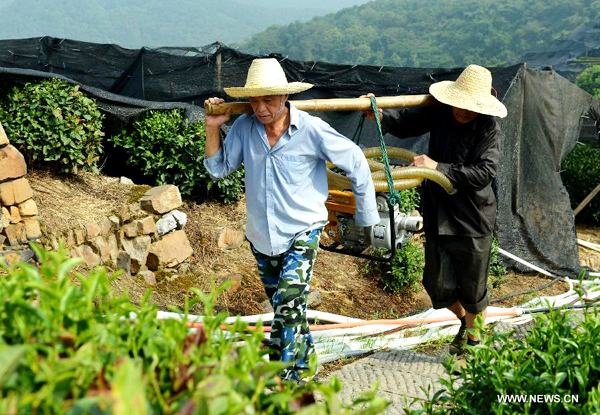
top-left (1, 37), bottom-right (599, 277)
top-left (521, 17), bottom-right (600, 82)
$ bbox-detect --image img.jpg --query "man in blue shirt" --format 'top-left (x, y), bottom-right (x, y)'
top-left (204, 58), bottom-right (379, 382)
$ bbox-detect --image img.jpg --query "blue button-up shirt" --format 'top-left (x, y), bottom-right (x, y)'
top-left (204, 103), bottom-right (379, 256)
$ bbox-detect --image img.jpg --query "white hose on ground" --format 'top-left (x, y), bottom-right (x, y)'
top-left (497, 248), bottom-right (556, 277)
top-left (149, 269), bottom-right (594, 365)
top-left (577, 238), bottom-right (600, 253)
top-left (154, 309), bottom-right (365, 325)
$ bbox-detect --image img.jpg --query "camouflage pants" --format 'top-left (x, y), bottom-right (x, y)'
top-left (250, 227), bottom-right (322, 382)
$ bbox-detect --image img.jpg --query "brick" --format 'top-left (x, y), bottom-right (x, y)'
top-left (140, 185), bottom-right (182, 214)
top-left (12, 178), bottom-right (33, 204)
top-left (0, 145), bottom-right (27, 182)
top-left (216, 228), bottom-right (245, 250)
top-left (0, 181), bottom-right (15, 206)
top-left (22, 218), bottom-right (41, 240)
top-left (74, 229), bottom-right (85, 245)
top-left (122, 222), bottom-right (138, 238)
top-left (9, 206), bottom-right (21, 224)
top-left (0, 122), bottom-right (8, 147)
top-left (116, 251), bottom-right (131, 274)
top-left (139, 270), bottom-right (156, 286)
top-left (91, 236), bottom-right (111, 262)
top-left (3, 223), bottom-right (19, 246)
top-left (122, 235), bottom-right (151, 275)
top-left (18, 198), bottom-right (38, 216)
top-left (86, 224), bottom-right (101, 241)
top-left (147, 230), bottom-right (193, 270)
top-left (4, 222), bottom-right (26, 246)
top-left (136, 216), bottom-right (157, 235)
top-left (1, 207), bottom-right (10, 228)
top-left (72, 244), bottom-right (100, 267)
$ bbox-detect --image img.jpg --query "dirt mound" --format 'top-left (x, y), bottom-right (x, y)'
top-left (27, 170), bottom-right (597, 319)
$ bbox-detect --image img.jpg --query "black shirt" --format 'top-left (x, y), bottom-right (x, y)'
top-left (381, 105), bottom-right (501, 237)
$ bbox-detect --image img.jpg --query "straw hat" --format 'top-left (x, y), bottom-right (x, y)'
top-left (429, 64), bottom-right (507, 118)
top-left (224, 58), bottom-right (313, 98)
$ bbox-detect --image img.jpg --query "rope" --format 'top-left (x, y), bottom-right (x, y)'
top-left (351, 113), bottom-right (366, 144)
top-left (370, 96), bottom-right (402, 206)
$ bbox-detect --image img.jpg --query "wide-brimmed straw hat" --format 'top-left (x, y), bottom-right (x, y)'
top-left (224, 58), bottom-right (313, 98)
top-left (429, 64), bottom-right (507, 118)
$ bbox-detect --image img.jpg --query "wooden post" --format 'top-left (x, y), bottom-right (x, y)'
top-left (574, 183), bottom-right (600, 216)
top-left (204, 94), bottom-right (439, 115)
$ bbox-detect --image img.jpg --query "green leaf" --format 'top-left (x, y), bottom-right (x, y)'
top-left (110, 359), bottom-right (148, 415)
top-left (0, 345), bottom-right (28, 386)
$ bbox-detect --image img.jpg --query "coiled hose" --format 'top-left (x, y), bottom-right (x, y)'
top-left (327, 147), bottom-right (456, 194)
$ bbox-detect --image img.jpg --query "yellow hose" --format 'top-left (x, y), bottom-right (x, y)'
top-left (327, 147), bottom-right (456, 194)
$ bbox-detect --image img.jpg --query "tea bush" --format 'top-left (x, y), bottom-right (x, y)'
top-left (397, 187), bottom-right (421, 215)
top-left (561, 143), bottom-right (600, 225)
top-left (412, 301), bottom-right (600, 414)
top-left (0, 78), bottom-right (104, 174)
top-left (489, 237), bottom-right (507, 278)
top-left (109, 109), bottom-right (244, 203)
top-left (0, 244), bottom-right (388, 414)
top-left (367, 240), bottom-right (424, 293)
top-left (364, 188), bottom-right (423, 293)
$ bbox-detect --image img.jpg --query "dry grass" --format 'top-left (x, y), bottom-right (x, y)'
top-left (29, 170), bottom-right (130, 237)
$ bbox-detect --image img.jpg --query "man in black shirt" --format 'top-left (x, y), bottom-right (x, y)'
top-left (363, 65), bottom-right (507, 354)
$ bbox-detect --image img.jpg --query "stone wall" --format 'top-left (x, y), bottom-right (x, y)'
top-left (0, 123), bottom-right (42, 261)
top-left (0, 121), bottom-right (194, 281)
top-left (57, 185), bottom-right (194, 284)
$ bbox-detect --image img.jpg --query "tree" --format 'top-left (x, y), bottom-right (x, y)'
top-left (576, 65), bottom-right (600, 99)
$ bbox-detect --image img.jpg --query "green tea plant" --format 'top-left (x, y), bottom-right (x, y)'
top-left (397, 187), bottom-right (421, 215)
top-left (109, 109), bottom-right (244, 203)
top-left (410, 301), bottom-right (600, 413)
top-left (364, 187), bottom-right (423, 293)
top-left (0, 78), bottom-right (104, 174)
top-left (489, 237), bottom-right (507, 280)
top-left (366, 240), bottom-right (424, 293)
top-left (0, 244), bottom-right (388, 414)
top-left (561, 143), bottom-right (600, 225)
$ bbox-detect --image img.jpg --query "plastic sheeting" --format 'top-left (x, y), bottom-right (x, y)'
top-left (0, 37), bottom-right (599, 276)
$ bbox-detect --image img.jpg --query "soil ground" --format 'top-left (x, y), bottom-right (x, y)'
top-left (29, 170), bottom-right (598, 321)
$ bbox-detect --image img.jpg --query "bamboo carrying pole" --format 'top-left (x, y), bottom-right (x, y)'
top-left (204, 94), bottom-right (439, 115)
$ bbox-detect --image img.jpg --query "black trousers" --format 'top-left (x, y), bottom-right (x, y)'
top-left (423, 233), bottom-right (492, 314)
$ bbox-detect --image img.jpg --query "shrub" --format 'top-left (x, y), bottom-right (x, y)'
top-left (109, 109), bottom-right (244, 203)
top-left (0, 78), bottom-right (104, 174)
top-left (576, 65), bottom-right (600, 99)
top-left (412, 281), bottom-right (600, 414)
top-left (0, 244), bottom-right (388, 414)
top-left (561, 143), bottom-right (600, 225)
top-left (489, 237), bottom-right (507, 278)
top-left (367, 240), bottom-right (425, 293)
top-left (364, 187), bottom-right (423, 293)
top-left (397, 187), bottom-right (421, 214)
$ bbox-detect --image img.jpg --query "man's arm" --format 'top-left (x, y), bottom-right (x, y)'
top-left (436, 124), bottom-right (501, 190)
top-left (204, 97), bottom-right (231, 158)
top-left (316, 121), bottom-right (380, 227)
top-left (203, 97), bottom-right (243, 179)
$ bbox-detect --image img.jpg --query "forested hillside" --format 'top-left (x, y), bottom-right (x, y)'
top-left (0, 0), bottom-right (369, 47)
top-left (240, 0), bottom-right (599, 67)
